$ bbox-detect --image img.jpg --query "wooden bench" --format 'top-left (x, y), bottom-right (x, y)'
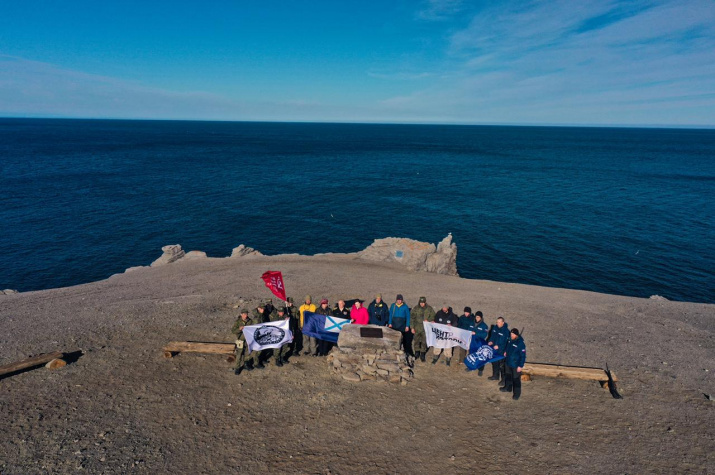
top-left (521, 362), bottom-right (617, 388)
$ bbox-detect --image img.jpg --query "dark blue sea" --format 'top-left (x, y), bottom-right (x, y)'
top-left (1, 119), bottom-right (713, 303)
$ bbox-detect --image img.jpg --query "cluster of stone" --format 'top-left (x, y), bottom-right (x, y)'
top-left (327, 324), bottom-right (414, 385)
top-left (1, 289), bottom-right (19, 295)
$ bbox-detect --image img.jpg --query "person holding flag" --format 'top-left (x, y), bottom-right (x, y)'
top-left (411, 296), bottom-right (435, 362)
top-left (299, 295), bottom-right (317, 356)
top-left (270, 307), bottom-right (292, 367)
top-left (231, 309), bottom-right (259, 375)
top-left (284, 297), bottom-right (300, 356)
top-left (315, 299), bottom-right (332, 356)
top-left (487, 316), bottom-right (510, 382)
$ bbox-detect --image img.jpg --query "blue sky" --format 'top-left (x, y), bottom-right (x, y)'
top-left (1, 0), bottom-right (713, 126)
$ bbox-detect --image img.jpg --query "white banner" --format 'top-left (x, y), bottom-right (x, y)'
top-left (424, 322), bottom-right (472, 350)
top-left (243, 319), bottom-right (293, 353)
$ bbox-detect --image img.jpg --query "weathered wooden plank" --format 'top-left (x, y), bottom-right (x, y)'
top-left (0, 351), bottom-right (65, 377)
top-left (163, 341), bottom-right (235, 357)
top-left (522, 363), bottom-right (617, 382)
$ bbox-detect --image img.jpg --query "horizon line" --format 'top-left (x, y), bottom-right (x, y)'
top-left (1, 115), bottom-right (714, 131)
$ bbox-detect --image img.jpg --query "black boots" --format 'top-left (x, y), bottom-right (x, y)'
top-left (234, 367), bottom-right (242, 375)
top-left (255, 361), bottom-right (265, 369)
top-left (276, 357), bottom-right (283, 367)
top-left (432, 357), bottom-right (438, 365)
top-left (446, 358), bottom-right (451, 367)
top-left (420, 352), bottom-right (426, 362)
top-left (244, 361), bottom-right (254, 371)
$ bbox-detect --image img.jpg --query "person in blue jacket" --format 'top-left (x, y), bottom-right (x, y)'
top-left (455, 307), bottom-right (476, 365)
top-left (388, 294), bottom-right (412, 355)
top-left (368, 293), bottom-right (390, 326)
top-left (487, 316), bottom-right (509, 382)
top-left (500, 328), bottom-right (527, 400)
top-left (472, 311), bottom-right (490, 376)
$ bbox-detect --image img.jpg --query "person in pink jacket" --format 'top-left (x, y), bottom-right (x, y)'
top-left (350, 300), bottom-right (369, 325)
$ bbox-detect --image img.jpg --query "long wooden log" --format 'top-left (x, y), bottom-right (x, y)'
top-left (522, 363), bottom-right (617, 382)
top-left (163, 341), bottom-right (235, 358)
top-left (0, 351), bottom-right (64, 377)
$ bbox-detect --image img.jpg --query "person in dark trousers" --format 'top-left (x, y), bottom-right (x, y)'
top-left (388, 294), bottom-right (412, 356)
top-left (368, 294), bottom-right (390, 326)
top-left (500, 328), bottom-right (527, 400)
top-left (315, 298), bottom-right (332, 356)
top-left (487, 317), bottom-right (509, 381)
top-left (432, 304), bottom-right (458, 366)
top-left (455, 307), bottom-right (476, 365)
top-left (473, 311), bottom-right (489, 376)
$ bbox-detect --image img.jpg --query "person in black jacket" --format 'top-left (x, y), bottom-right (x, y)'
top-left (487, 317), bottom-right (509, 381)
top-left (455, 307), bottom-right (476, 365)
top-left (367, 294), bottom-right (390, 326)
top-left (431, 304), bottom-right (458, 366)
top-left (316, 299), bottom-right (332, 356)
top-left (500, 328), bottom-right (527, 400)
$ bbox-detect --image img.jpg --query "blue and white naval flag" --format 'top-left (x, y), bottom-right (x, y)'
top-left (243, 319), bottom-right (293, 353)
top-left (424, 322), bottom-right (473, 350)
top-left (325, 315), bottom-right (350, 333)
top-left (303, 311), bottom-right (344, 344)
top-left (465, 338), bottom-right (505, 371)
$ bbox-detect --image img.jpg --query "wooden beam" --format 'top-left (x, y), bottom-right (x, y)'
top-left (163, 341), bottom-right (235, 358)
top-left (0, 351), bottom-right (64, 377)
top-left (522, 363), bottom-right (617, 382)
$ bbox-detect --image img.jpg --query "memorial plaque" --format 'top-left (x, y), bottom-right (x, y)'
top-left (360, 327), bottom-right (384, 339)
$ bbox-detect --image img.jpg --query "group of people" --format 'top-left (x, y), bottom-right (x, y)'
top-left (231, 293), bottom-right (527, 400)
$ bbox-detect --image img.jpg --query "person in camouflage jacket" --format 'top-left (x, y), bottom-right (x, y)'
top-left (410, 296), bottom-right (436, 362)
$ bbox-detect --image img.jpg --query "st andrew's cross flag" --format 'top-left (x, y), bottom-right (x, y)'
top-left (464, 338), bottom-right (505, 371)
top-left (261, 271), bottom-right (286, 302)
top-left (423, 321), bottom-right (473, 350)
top-left (302, 311), bottom-right (347, 344)
top-left (243, 319), bottom-right (293, 353)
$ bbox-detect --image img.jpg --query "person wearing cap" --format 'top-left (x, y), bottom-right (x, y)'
top-left (299, 295), bottom-right (317, 356)
top-left (500, 328), bottom-right (527, 400)
top-left (315, 299), bottom-right (332, 356)
top-left (251, 302), bottom-right (270, 367)
top-left (432, 304), bottom-right (458, 365)
top-left (389, 294), bottom-right (412, 356)
top-left (472, 311), bottom-right (489, 376)
top-left (411, 296), bottom-right (435, 362)
top-left (368, 294), bottom-right (390, 326)
top-left (350, 299), bottom-right (369, 325)
top-left (284, 297), bottom-right (300, 357)
top-left (269, 306), bottom-right (292, 367)
top-left (455, 307), bottom-right (476, 365)
top-left (231, 309), bottom-right (258, 374)
top-left (487, 317), bottom-right (510, 381)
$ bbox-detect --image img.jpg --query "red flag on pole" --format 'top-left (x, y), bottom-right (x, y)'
top-left (261, 271), bottom-right (287, 302)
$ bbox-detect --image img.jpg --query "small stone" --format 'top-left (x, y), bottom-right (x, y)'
top-left (341, 373), bottom-right (361, 382)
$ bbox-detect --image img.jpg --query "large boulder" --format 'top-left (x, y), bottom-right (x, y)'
top-left (230, 244), bottom-right (263, 258)
top-left (337, 324), bottom-right (402, 352)
top-left (150, 244), bottom-right (185, 267)
top-left (357, 234), bottom-right (458, 275)
top-left (184, 250), bottom-right (208, 260)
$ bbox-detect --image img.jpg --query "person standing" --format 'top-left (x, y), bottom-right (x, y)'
top-left (410, 296), bottom-right (435, 362)
top-left (270, 307), bottom-right (291, 367)
top-left (333, 299), bottom-right (351, 320)
top-left (487, 317), bottom-right (510, 381)
top-left (473, 311), bottom-right (490, 376)
top-left (455, 307), bottom-right (476, 365)
top-left (299, 295), bottom-right (317, 356)
top-left (251, 302), bottom-right (269, 368)
top-left (350, 299), bottom-right (369, 325)
top-left (368, 294), bottom-right (390, 326)
top-left (284, 297), bottom-right (300, 357)
top-left (315, 299), bottom-right (332, 356)
top-left (231, 309), bottom-right (258, 374)
top-left (388, 294), bottom-right (412, 356)
top-left (500, 328), bottom-right (527, 400)
top-left (432, 304), bottom-right (458, 366)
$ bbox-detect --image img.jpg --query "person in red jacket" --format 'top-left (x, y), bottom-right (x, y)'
top-left (350, 299), bottom-right (369, 325)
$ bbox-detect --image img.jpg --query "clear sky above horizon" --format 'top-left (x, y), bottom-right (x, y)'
top-left (1, 0), bottom-right (714, 126)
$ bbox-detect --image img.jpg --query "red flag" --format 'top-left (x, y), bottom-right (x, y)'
top-left (261, 271), bottom-right (287, 302)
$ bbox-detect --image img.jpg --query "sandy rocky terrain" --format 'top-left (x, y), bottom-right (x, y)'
top-left (1, 238), bottom-right (713, 474)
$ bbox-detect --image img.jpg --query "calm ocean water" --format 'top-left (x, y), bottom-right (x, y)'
top-left (0, 119), bottom-right (713, 303)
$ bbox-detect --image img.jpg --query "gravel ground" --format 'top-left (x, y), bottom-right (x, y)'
top-left (1, 254), bottom-right (713, 474)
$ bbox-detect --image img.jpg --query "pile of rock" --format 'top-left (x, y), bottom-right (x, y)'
top-left (150, 244), bottom-right (186, 267)
top-left (327, 324), bottom-right (413, 385)
top-left (357, 234), bottom-right (458, 275)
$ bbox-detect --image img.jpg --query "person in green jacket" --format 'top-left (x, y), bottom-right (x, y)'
top-left (411, 296), bottom-right (435, 362)
top-left (270, 307), bottom-right (292, 367)
top-left (284, 297), bottom-right (300, 357)
top-left (231, 309), bottom-right (258, 375)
